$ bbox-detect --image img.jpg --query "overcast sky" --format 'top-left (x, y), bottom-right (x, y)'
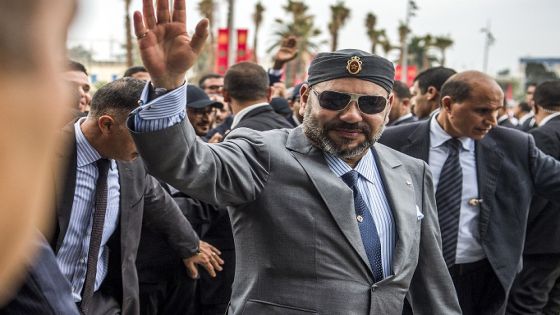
top-left (69, 0), bottom-right (560, 77)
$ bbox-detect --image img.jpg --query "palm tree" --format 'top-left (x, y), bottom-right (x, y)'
top-left (328, 1), bottom-right (350, 51)
top-left (252, 2), bottom-right (265, 62)
top-left (397, 21), bottom-right (411, 66)
top-left (269, 0), bottom-right (324, 86)
top-left (124, 0), bottom-right (133, 67)
top-left (378, 30), bottom-right (393, 57)
top-left (197, 0), bottom-right (216, 72)
top-left (408, 34), bottom-right (437, 70)
top-left (365, 12), bottom-right (381, 54)
top-left (433, 36), bottom-right (454, 66)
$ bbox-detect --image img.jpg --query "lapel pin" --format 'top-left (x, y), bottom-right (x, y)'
top-left (357, 215), bottom-right (364, 223)
top-left (468, 198), bottom-right (483, 206)
top-left (405, 180), bottom-right (412, 186)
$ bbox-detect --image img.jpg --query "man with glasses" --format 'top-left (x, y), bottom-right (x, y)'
top-left (128, 0), bottom-right (460, 313)
top-left (186, 85), bottom-right (223, 138)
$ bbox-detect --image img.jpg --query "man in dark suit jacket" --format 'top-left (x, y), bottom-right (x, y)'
top-left (52, 78), bottom-right (222, 315)
top-left (380, 71), bottom-right (560, 315)
top-left (387, 81), bottom-right (417, 126)
top-left (507, 80), bottom-right (560, 314)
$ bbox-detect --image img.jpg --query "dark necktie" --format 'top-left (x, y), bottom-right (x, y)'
top-left (80, 158), bottom-right (111, 314)
top-left (435, 138), bottom-right (463, 267)
top-left (341, 170), bottom-right (384, 283)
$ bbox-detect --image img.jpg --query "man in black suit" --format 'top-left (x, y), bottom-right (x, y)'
top-left (380, 71), bottom-right (560, 315)
top-left (507, 80), bottom-right (560, 314)
top-left (387, 80), bottom-right (417, 126)
top-left (410, 66), bottom-right (456, 119)
top-left (52, 78), bottom-right (222, 315)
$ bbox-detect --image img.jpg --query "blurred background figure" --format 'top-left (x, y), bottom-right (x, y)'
top-left (63, 60), bottom-right (92, 113)
top-left (0, 0), bottom-right (76, 308)
top-left (123, 65), bottom-right (151, 81)
top-left (410, 67), bottom-right (456, 119)
top-left (387, 80), bottom-right (417, 126)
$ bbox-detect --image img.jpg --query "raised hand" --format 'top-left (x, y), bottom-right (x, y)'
top-left (273, 35), bottom-right (298, 70)
top-left (133, 0), bottom-right (208, 90)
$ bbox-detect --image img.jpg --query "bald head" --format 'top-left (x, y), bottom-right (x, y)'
top-left (440, 71), bottom-right (503, 104)
top-left (437, 71), bottom-right (503, 140)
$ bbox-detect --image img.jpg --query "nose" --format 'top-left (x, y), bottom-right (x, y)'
top-left (486, 111), bottom-right (498, 127)
top-left (338, 101), bottom-right (362, 123)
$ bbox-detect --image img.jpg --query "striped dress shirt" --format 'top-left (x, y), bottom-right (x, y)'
top-left (324, 151), bottom-right (396, 278)
top-left (133, 82), bottom-right (187, 132)
top-left (56, 118), bottom-right (120, 302)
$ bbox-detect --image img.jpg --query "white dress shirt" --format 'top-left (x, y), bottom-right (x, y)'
top-left (429, 115), bottom-right (485, 264)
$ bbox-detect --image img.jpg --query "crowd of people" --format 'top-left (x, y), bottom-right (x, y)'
top-left (1, 0), bottom-right (560, 314)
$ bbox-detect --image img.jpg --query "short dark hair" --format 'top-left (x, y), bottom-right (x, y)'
top-left (414, 67), bottom-right (457, 93)
top-left (89, 77), bottom-right (145, 120)
top-left (123, 65), bottom-right (147, 77)
top-left (198, 73), bottom-right (223, 88)
top-left (67, 60), bottom-right (88, 76)
top-left (534, 80), bottom-right (560, 109)
top-left (440, 77), bottom-right (472, 103)
top-left (526, 82), bottom-right (537, 89)
top-left (392, 81), bottom-right (411, 99)
top-left (223, 62), bottom-right (269, 102)
top-left (518, 101), bottom-right (532, 112)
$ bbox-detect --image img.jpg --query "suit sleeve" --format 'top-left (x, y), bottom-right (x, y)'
top-left (407, 162), bottom-right (462, 315)
top-left (528, 134), bottom-right (560, 201)
top-left (129, 119), bottom-right (270, 207)
top-left (141, 174), bottom-right (200, 259)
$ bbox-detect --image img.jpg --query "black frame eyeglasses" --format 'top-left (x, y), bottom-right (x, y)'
top-left (310, 88), bottom-right (388, 115)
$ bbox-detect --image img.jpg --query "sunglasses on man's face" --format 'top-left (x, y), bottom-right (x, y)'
top-left (310, 88), bottom-right (388, 115)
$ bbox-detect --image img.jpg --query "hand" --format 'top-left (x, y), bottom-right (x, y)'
top-left (183, 241), bottom-right (224, 279)
top-left (273, 36), bottom-right (298, 70)
top-left (133, 0), bottom-right (208, 90)
top-left (208, 133), bottom-right (223, 143)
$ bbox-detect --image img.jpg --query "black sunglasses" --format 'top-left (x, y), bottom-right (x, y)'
top-left (311, 88), bottom-right (388, 115)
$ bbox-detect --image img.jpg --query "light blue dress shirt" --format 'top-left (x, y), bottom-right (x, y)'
top-left (324, 150), bottom-right (396, 278)
top-left (56, 118), bottom-right (121, 302)
top-left (429, 115), bottom-right (484, 263)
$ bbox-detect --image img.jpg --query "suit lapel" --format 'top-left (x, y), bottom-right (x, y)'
top-left (286, 127), bottom-right (372, 278)
top-left (54, 125), bottom-right (78, 252)
top-left (117, 161), bottom-right (132, 257)
top-left (402, 120), bottom-right (431, 162)
top-left (373, 144), bottom-right (417, 276)
top-left (476, 135), bottom-right (503, 239)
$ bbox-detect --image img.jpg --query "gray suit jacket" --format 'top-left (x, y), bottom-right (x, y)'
top-left (130, 120), bottom-right (461, 315)
top-left (379, 120), bottom-right (560, 310)
top-left (51, 124), bottom-right (200, 314)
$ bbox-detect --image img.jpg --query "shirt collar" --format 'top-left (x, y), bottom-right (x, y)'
top-left (392, 113), bottom-right (413, 124)
top-left (74, 118), bottom-right (111, 168)
top-left (231, 102), bottom-right (270, 129)
top-left (429, 114), bottom-right (474, 152)
top-left (538, 112), bottom-right (560, 127)
top-left (324, 149), bottom-right (376, 184)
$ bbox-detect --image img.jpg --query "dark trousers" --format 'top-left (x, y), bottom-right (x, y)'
top-left (507, 254), bottom-right (560, 315)
top-left (196, 248), bottom-right (235, 315)
top-left (449, 259), bottom-right (505, 315)
top-left (139, 267), bottom-right (196, 315)
top-left (78, 290), bottom-right (121, 315)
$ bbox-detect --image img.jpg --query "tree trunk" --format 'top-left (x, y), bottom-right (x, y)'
top-left (125, 0), bottom-right (133, 67)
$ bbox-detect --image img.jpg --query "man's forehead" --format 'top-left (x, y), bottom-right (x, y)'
top-left (64, 70), bottom-right (89, 84)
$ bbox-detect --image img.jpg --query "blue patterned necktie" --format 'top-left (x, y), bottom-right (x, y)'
top-left (435, 138), bottom-right (463, 267)
top-left (341, 170), bottom-right (384, 282)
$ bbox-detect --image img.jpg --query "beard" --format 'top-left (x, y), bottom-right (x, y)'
top-left (302, 104), bottom-right (386, 160)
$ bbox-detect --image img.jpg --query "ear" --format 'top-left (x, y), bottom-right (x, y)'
top-left (299, 84), bottom-right (310, 116)
top-left (401, 97), bottom-right (411, 109)
top-left (384, 94), bottom-right (394, 124)
top-left (440, 96), bottom-right (453, 113)
top-left (426, 86), bottom-right (438, 101)
top-left (97, 115), bottom-right (115, 135)
top-left (222, 89), bottom-right (231, 103)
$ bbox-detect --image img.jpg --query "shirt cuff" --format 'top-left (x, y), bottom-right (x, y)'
top-left (268, 68), bottom-right (283, 76)
top-left (131, 82), bottom-right (187, 132)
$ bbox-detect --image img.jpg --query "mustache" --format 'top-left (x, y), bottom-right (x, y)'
top-left (324, 121), bottom-right (371, 134)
